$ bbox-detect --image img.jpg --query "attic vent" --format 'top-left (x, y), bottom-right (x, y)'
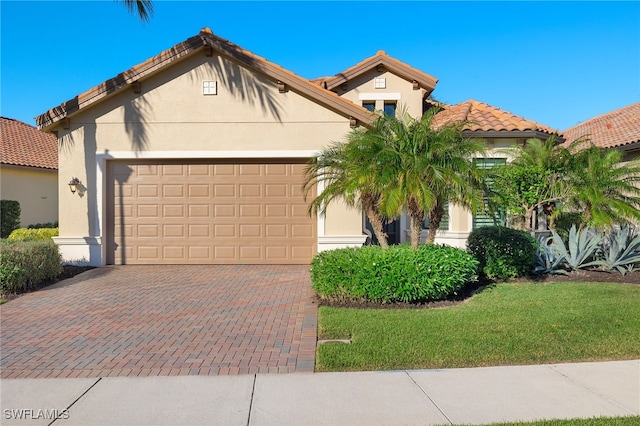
top-left (374, 77), bottom-right (386, 89)
top-left (202, 80), bottom-right (217, 95)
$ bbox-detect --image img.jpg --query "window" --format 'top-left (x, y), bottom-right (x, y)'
top-left (362, 102), bottom-right (375, 112)
top-left (202, 80), bottom-right (217, 95)
top-left (473, 158), bottom-right (507, 229)
top-left (374, 77), bottom-right (386, 89)
top-left (383, 102), bottom-right (396, 117)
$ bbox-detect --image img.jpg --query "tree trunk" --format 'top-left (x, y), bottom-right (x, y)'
top-left (365, 207), bottom-right (389, 249)
top-left (407, 197), bottom-right (425, 250)
top-left (524, 207), bottom-right (535, 233)
top-left (426, 204), bottom-right (445, 244)
top-left (361, 192), bottom-right (388, 249)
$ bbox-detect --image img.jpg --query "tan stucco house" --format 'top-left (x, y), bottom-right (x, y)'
top-left (36, 28), bottom-right (559, 266)
top-left (1, 117), bottom-right (58, 227)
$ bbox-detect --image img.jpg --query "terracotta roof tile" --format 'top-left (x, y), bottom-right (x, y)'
top-left (0, 117), bottom-right (57, 170)
top-left (432, 99), bottom-right (559, 136)
top-left (562, 102), bottom-right (640, 149)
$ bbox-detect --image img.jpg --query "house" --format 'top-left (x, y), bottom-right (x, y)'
top-left (0, 117), bottom-right (58, 227)
top-left (36, 28), bottom-right (559, 266)
top-left (563, 102), bottom-right (640, 161)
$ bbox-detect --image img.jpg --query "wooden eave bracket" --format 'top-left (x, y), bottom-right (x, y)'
top-left (341, 82), bottom-right (348, 91)
top-left (277, 81), bottom-right (288, 93)
top-left (349, 117), bottom-right (357, 128)
top-left (62, 117), bottom-right (70, 130)
top-left (131, 80), bottom-right (142, 94)
top-left (412, 80), bottom-right (420, 90)
top-left (204, 46), bottom-right (214, 57)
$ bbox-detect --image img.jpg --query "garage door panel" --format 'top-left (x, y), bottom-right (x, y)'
top-left (109, 160), bottom-right (316, 264)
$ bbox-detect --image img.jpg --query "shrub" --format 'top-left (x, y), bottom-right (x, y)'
top-left (1, 200), bottom-right (21, 238)
top-left (0, 240), bottom-right (62, 294)
top-left (310, 244), bottom-right (478, 304)
top-left (8, 228), bottom-right (59, 241)
top-left (467, 226), bottom-right (537, 280)
top-left (27, 221), bottom-right (59, 229)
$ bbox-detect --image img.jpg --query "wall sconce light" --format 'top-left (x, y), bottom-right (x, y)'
top-left (68, 177), bottom-right (80, 194)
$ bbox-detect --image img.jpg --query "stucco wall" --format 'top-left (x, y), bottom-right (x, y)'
top-left (53, 50), bottom-right (365, 264)
top-left (0, 165), bottom-right (58, 226)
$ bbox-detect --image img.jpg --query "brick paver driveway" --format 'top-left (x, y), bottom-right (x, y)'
top-left (1, 265), bottom-right (317, 379)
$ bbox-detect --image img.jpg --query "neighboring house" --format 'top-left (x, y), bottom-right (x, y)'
top-left (563, 102), bottom-right (640, 161)
top-left (0, 117), bottom-right (58, 227)
top-left (36, 28), bottom-right (559, 266)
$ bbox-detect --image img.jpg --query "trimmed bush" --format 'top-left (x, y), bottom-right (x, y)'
top-left (467, 226), bottom-right (537, 280)
top-left (27, 221), bottom-right (59, 229)
top-left (310, 244), bottom-right (478, 304)
top-left (8, 227), bottom-right (59, 241)
top-left (0, 240), bottom-right (62, 294)
top-left (1, 200), bottom-right (21, 238)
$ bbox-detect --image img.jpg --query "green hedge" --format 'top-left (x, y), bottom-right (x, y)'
top-left (1, 200), bottom-right (21, 238)
top-left (467, 226), bottom-right (537, 280)
top-left (8, 228), bottom-right (59, 241)
top-left (0, 240), bottom-right (62, 294)
top-left (310, 244), bottom-right (478, 304)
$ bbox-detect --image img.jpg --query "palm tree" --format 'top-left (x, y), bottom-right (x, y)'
top-left (302, 122), bottom-right (396, 249)
top-left (119, 0), bottom-right (154, 22)
top-left (377, 108), bottom-right (487, 247)
top-left (566, 144), bottom-right (640, 229)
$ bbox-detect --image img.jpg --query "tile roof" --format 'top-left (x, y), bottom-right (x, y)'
top-left (432, 99), bottom-right (560, 137)
top-left (562, 102), bottom-right (640, 149)
top-left (323, 50), bottom-right (438, 95)
top-left (36, 28), bottom-right (376, 130)
top-left (0, 117), bottom-right (58, 170)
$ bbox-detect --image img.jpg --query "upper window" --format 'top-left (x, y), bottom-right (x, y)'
top-left (383, 102), bottom-right (396, 117)
top-left (362, 102), bottom-right (376, 112)
top-left (374, 77), bottom-right (386, 89)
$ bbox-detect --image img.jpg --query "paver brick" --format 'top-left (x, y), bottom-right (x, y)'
top-left (0, 265), bottom-right (317, 378)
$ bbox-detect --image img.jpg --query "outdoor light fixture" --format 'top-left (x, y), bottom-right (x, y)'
top-left (68, 177), bottom-right (80, 194)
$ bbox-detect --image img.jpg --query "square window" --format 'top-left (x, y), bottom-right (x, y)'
top-left (374, 77), bottom-right (386, 89)
top-left (202, 80), bottom-right (217, 95)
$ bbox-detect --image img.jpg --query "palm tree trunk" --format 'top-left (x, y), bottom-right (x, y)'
top-left (366, 208), bottom-right (389, 249)
top-left (362, 192), bottom-right (388, 249)
top-left (407, 197), bottom-right (425, 250)
top-left (426, 205), bottom-right (445, 244)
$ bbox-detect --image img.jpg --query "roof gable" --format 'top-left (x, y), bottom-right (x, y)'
top-left (433, 99), bottom-right (560, 139)
top-left (36, 28), bottom-right (376, 130)
top-left (563, 102), bottom-right (640, 150)
top-left (1, 117), bottom-right (58, 170)
top-left (323, 51), bottom-right (438, 95)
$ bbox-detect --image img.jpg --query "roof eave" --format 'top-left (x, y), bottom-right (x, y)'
top-left (37, 30), bottom-right (376, 131)
top-left (462, 130), bottom-right (563, 142)
top-left (326, 56), bottom-right (437, 94)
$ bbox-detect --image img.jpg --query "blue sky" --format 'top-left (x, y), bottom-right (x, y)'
top-left (1, 1), bottom-right (638, 131)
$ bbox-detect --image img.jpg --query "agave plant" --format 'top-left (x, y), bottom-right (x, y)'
top-left (599, 225), bottom-right (640, 275)
top-left (549, 225), bottom-right (602, 271)
top-left (533, 235), bottom-right (568, 275)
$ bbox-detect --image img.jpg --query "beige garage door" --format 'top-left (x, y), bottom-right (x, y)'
top-left (107, 160), bottom-right (316, 265)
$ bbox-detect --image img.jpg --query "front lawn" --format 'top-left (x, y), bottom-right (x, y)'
top-left (316, 282), bottom-right (640, 372)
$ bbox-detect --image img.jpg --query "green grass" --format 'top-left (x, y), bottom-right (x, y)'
top-left (484, 416), bottom-right (640, 425)
top-left (317, 282), bottom-right (640, 372)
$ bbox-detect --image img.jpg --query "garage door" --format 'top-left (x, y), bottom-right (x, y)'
top-left (106, 160), bottom-right (316, 265)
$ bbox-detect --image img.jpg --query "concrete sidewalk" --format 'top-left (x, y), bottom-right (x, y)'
top-left (2, 360), bottom-right (638, 425)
